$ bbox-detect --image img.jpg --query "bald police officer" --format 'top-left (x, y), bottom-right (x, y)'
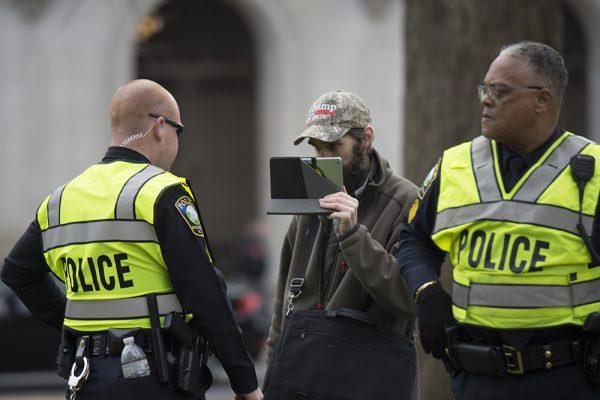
top-left (1, 80), bottom-right (262, 400)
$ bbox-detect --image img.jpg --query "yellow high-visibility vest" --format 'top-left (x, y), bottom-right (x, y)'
top-left (432, 131), bottom-right (600, 329)
top-left (37, 160), bottom-right (201, 331)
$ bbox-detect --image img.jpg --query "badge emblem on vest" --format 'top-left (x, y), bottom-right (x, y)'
top-left (407, 198), bottom-right (420, 223)
top-left (175, 196), bottom-right (204, 237)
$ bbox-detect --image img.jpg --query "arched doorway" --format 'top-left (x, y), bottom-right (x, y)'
top-left (136, 0), bottom-right (257, 274)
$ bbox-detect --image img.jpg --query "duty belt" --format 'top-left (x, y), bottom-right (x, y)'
top-left (448, 339), bottom-right (583, 376)
top-left (79, 330), bottom-right (173, 357)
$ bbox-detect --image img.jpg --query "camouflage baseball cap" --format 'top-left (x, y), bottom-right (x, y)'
top-left (294, 90), bottom-right (371, 145)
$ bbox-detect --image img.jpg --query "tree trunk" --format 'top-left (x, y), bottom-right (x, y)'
top-left (404, 0), bottom-right (564, 184)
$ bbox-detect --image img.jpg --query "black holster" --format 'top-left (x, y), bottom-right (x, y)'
top-left (164, 312), bottom-right (212, 396)
top-left (57, 327), bottom-right (75, 379)
top-left (176, 335), bottom-right (211, 395)
top-left (583, 312), bottom-right (600, 385)
top-left (442, 325), bottom-right (463, 377)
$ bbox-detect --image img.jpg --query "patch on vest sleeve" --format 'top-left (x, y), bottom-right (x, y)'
top-left (175, 196), bottom-right (204, 237)
top-left (419, 159), bottom-right (440, 199)
top-left (407, 198), bottom-right (420, 224)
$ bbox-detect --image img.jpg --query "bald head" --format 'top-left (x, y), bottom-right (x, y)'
top-left (108, 79), bottom-right (182, 170)
top-left (109, 79), bottom-right (179, 142)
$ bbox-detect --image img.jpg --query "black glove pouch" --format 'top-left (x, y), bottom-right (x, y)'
top-left (453, 342), bottom-right (506, 377)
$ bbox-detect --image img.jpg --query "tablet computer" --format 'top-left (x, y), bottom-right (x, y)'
top-left (267, 157), bottom-right (343, 215)
top-left (301, 157), bottom-right (343, 190)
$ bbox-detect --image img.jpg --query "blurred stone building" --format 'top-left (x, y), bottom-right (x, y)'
top-left (0, 0), bottom-right (405, 275)
top-left (1, 0), bottom-right (600, 398)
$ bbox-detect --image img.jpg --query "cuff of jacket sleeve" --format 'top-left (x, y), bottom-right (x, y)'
top-left (337, 224), bottom-right (367, 250)
top-left (339, 222), bottom-right (368, 245)
top-left (337, 223), bottom-right (361, 241)
top-left (230, 367), bottom-right (259, 396)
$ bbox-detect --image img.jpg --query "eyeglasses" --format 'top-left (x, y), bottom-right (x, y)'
top-left (477, 84), bottom-right (543, 102)
top-left (148, 113), bottom-right (184, 138)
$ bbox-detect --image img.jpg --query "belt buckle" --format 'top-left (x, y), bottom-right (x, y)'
top-left (502, 345), bottom-right (524, 375)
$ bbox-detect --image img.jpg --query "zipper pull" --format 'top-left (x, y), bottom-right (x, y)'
top-left (299, 330), bottom-right (305, 340)
top-left (339, 258), bottom-right (348, 273)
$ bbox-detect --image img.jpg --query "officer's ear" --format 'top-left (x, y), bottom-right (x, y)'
top-left (534, 88), bottom-right (553, 114)
top-left (363, 126), bottom-right (374, 150)
top-left (152, 117), bottom-right (168, 142)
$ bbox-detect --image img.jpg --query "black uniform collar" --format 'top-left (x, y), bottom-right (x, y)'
top-left (498, 126), bottom-right (563, 170)
top-left (496, 127), bottom-right (564, 193)
top-left (102, 146), bottom-right (150, 164)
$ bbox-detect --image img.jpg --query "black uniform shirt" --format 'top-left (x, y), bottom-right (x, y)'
top-left (397, 128), bottom-right (600, 346)
top-left (1, 147), bottom-right (258, 394)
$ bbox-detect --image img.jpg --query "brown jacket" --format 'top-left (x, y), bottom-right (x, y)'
top-left (267, 149), bottom-right (419, 358)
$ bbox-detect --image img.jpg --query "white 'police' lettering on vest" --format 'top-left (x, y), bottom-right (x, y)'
top-left (59, 253), bottom-right (134, 293)
top-left (456, 229), bottom-right (550, 273)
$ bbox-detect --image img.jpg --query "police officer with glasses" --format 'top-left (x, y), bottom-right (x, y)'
top-left (1, 79), bottom-right (262, 400)
top-left (397, 41), bottom-right (600, 399)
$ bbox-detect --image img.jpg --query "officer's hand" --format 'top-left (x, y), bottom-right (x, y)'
top-left (416, 283), bottom-right (454, 359)
top-left (319, 188), bottom-right (358, 236)
top-left (235, 387), bottom-right (263, 400)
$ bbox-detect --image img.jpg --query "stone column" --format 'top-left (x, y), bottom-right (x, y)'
top-left (0, 0), bottom-right (159, 257)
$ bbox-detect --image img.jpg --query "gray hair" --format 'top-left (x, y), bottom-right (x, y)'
top-left (500, 41), bottom-right (568, 106)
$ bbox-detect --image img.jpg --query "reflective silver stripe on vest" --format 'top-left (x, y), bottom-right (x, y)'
top-left (47, 184), bottom-right (66, 227)
top-left (471, 136), bottom-right (501, 202)
top-left (433, 201), bottom-right (593, 236)
top-left (41, 220), bottom-right (157, 251)
top-left (65, 293), bottom-right (183, 320)
top-left (452, 282), bottom-right (469, 310)
top-left (513, 135), bottom-right (590, 202)
top-left (115, 165), bottom-right (164, 219)
top-left (453, 278), bottom-right (600, 309)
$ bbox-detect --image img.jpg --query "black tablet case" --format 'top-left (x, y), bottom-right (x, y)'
top-left (268, 157), bottom-right (340, 215)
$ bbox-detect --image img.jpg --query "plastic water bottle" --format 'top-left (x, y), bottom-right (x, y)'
top-left (121, 336), bottom-right (151, 379)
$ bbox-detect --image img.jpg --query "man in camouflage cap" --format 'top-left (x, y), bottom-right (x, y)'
top-left (265, 90), bottom-right (420, 399)
top-left (293, 90), bottom-right (372, 145)
top-left (294, 90), bottom-right (377, 195)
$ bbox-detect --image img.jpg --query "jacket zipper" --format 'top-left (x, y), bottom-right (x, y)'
top-left (319, 249), bottom-right (341, 308)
